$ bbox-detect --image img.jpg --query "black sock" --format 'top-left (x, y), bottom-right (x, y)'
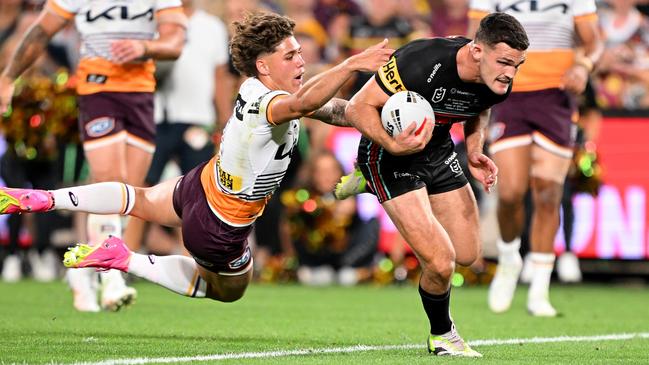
top-left (419, 285), bottom-right (452, 335)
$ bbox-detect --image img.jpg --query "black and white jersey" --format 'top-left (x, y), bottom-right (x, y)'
top-left (375, 37), bottom-right (510, 126)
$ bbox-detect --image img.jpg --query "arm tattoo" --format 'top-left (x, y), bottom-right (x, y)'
top-left (5, 24), bottom-right (51, 79)
top-left (309, 98), bottom-right (351, 127)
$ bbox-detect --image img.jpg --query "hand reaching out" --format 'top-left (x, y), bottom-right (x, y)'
top-left (467, 152), bottom-right (498, 193)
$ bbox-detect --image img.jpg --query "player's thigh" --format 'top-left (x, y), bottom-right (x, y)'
top-left (491, 144), bottom-right (532, 202)
top-left (125, 144), bottom-right (154, 186)
top-left (381, 187), bottom-right (455, 266)
top-left (530, 144), bottom-right (571, 184)
top-left (429, 184), bottom-right (480, 266)
top-left (198, 265), bottom-right (252, 302)
top-left (130, 176), bottom-right (182, 227)
top-left (83, 137), bottom-right (128, 182)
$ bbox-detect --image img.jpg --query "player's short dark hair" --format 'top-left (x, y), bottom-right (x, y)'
top-left (230, 12), bottom-right (296, 77)
top-left (475, 12), bottom-right (529, 51)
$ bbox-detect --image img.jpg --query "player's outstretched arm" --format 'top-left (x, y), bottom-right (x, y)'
top-left (0, 9), bottom-right (68, 113)
top-left (269, 39), bottom-right (393, 125)
top-left (345, 77), bottom-right (433, 156)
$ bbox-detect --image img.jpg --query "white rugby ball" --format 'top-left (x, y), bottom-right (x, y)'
top-left (380, 90), bottom-right (434, 137)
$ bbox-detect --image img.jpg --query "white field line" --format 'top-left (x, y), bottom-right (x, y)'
top-left (58, 332), bottom-right (649, 365)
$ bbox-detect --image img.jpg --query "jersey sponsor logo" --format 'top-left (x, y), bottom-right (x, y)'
top-left (427, 63), bottom-right (442, 83)
top-left (496, 0), bottom-right (569, 14)
top-left (378, 57), bottom-right (406, 94)
top-left (450, 88), bottom-right (474, 97)
top-left (86, 6), bottom-right (154, 23)
top-left (68, 192), bottom-right (79, 207)
top-left (87, 74), bottom-right (108, 84)
top-left (218, 166), bottom-right (242, 191)
top-left (85, 117), bottom-right (115, 137)
top-left (229, 246), bottom-right (251, 270)
top-left (432, 87), bottom-right (446, 103)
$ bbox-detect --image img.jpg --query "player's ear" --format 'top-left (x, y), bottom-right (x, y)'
top-left (470, 41), bottom-right (483, 62)
top-left (256, 58), bottom-right (270, 76)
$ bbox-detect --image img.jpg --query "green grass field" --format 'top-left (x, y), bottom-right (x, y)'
top-left (0, 280), bottom-right (648, 364)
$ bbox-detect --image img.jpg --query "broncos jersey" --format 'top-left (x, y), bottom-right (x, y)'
top-left (46, 0), bottom-right (183, 95)
top-left (201, 78), bottom-right (300, 227)
top-left (469, 0), bottom-right (598, 92)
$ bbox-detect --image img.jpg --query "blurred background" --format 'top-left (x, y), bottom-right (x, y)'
top-left (1, 0), bottom-right (648, 288)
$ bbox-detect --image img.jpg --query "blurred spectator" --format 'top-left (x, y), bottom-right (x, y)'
top-left (341, 0), bottom-right (417, 97)
top-left (430, 0), bottom-right (469, 37)
top-left (313, 0), bottom-right (361, 60)
top-left (0, 6), bottom-right (78, 281)
top-left (281, 151), bottom-right (379, 286)
top-left (596, 0), bottom-right (649, 108)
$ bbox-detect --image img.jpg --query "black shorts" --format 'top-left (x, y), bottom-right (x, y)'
top-left (172, 161), bottom-right (253, 274)
top-left (357, 129), bottom-right (468, 203)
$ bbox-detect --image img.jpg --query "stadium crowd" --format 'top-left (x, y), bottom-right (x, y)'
top-left (0, 0), bottom-right (646, 293)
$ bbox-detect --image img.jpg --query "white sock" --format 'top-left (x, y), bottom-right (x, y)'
top-left (528, 252), bottom-right (556, 302)
top-left (51, 183), bottom-right (135, 214)
top-left (127, 253), bottom-right (207, 298)
top-left (496, 237), bottom-right (521, 265)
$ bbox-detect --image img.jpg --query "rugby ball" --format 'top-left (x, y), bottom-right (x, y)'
top-left (380, 90), bottom-right (435, 137)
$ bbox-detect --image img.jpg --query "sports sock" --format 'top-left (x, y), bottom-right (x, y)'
top-left (496, 237), bottom-right (521, 265)
top-left (51, 183), bottom-right (135, 214)
top-left (528, 252), bottom-right (556, 301)
top-left (419, 285), bottom-right (452, 335)
top-left (127, 253), bottom-right (207, 298)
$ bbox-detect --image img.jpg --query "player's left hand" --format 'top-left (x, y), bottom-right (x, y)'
top-left (467, 152), bottom-right (498, 193)
top-left (560, 65), bottom-right (589, 95)
top-left (111, 40), bottom-right (147, 64)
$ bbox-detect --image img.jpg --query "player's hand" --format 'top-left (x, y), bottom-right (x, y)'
top-left (560, 65), bottom-right (589, 95)
top-left (345, 38), bottom-right (394, 73)
top-left (387, 117), bottom-right (433, 155)
top-left (111, 40), bottom-right (147, 64)
top-left (0, 75), bottom-right (14, 115)
top-left (467, 152), bottom-right (498, 193)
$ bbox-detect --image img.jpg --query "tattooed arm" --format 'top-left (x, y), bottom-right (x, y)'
top-left (309, 98), bottom-right (351, 127)
top-left (0, 9), bottom-right (69, 113)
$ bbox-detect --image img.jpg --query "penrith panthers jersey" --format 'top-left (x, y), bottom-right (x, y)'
top-left (375, 36), bottom-right (509, 127)
top-left (46, 0), bottom-right (183, 95)
top-left (200, 78), bottom-right (300, 227)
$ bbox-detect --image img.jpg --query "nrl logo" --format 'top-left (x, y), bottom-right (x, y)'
top-left (432, 87), bottom-right (446, 103)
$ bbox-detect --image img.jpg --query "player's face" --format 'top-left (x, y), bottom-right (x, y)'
top-left (479, 42), bottom-right (526, 95)
top-left (259, 36), bottom-right (306, 93)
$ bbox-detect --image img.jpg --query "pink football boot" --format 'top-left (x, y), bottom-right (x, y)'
top-left (0, 187), bottom-right (53, 214)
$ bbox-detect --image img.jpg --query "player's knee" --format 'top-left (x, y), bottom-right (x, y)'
top-left (456, 247), bottom-right (479, 266)
top-left (532, 178), bottom-right (563, 212)
top-left (498, 187), bottom-right (526, 207)
top-left (421, 258), bottom-right (455, 284)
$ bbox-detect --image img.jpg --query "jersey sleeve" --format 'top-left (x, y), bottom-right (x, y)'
top-left (374, 44), bottom-right (428, 96)
top-left (46, 0), bottom-right (78, 19)
top-left (257, 90), bottom-right (291, 126)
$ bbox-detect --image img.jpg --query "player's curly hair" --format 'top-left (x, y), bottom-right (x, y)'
top-left (475, 12), bottom-right (529, 51)
top-left (230, 12), bottom-right (296, 77)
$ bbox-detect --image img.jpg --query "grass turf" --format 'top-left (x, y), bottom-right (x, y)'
top-left (0, 280), bottom-right (648, 364)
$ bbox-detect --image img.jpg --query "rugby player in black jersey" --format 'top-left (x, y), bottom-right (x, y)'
top-left (336, 12), bottom-right (528, 356)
